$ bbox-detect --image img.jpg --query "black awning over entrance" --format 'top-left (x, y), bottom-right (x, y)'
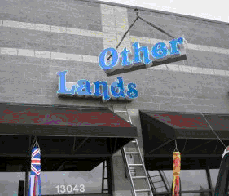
top-left (139, 110), bottom-right (229, 170)
top-left (0, 102), bottom-right (138, 171)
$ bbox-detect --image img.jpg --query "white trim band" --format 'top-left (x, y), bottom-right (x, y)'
top-left (1, 20), bottom-right (229, 56)
top-left (0, 47), bottom-right (228, 77)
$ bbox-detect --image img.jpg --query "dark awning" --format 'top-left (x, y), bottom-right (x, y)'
top-left (139, 110), bottom-right (229, 170)
top-left (0, 102), bottom-right (137, 137)
top-left (0, 102), bottom-right (138, 171)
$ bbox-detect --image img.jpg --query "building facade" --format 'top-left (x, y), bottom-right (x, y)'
top-left (0, 0), bottom-right (229, 195)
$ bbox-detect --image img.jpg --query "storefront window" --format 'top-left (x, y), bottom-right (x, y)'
top-left (40, 162), bottom-right (105, 195)
top-left (209, 169), bottom-right (219, 189)
top-left (180, 170), bottom-right (209, 191)
top-left (0, 172), bottom-right (25, 196)
top-left (163, 170), bottom-right (173, 185)
top-left (182, 193), bottom-right (210, 196)
top-left (147, 170), bottom-right (171, 193)
top-left (0, 162), bottom-right (107, 195)
top-left (148, 170), bottom-right (209, 194)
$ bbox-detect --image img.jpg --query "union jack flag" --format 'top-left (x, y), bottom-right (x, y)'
top-left (28, 147), bottom-right (41, 196)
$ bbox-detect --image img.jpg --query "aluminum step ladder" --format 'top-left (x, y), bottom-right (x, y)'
top-left (101, 160), bottom-right (108, 193)
top-left (122, 139), bottom-right (154, 196)
top-left (111, 105), bottom-right (154, 196)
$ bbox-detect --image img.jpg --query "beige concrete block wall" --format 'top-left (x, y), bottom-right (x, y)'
top-left (126, 6), bottom-right (229, 114)
top-left (0, 0), bottom-right (229, 113)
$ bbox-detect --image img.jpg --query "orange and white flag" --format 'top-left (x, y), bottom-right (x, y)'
top-left (172, 152), bottom-right (181, 196)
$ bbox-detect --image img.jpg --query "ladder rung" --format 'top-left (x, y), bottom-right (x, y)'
top-left (151, 175), bottom-right (160, 177)
top-left (132, 176), bottom-right (147, 179)
top-left (135, 189), bottom-right (151, 192)
top-left (128, 164), bottom-right (143, 167)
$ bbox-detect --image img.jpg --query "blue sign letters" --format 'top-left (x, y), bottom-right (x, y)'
top-left (57, 71), bottom-right (138, 101)
top-left (99, 37), bottom-right (185, 70)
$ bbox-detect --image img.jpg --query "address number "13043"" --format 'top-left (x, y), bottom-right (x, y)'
top-left (55, 184), bottom-right (85, 194)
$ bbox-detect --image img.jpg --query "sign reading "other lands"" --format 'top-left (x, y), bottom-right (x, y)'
top-left (99, 37), bottom-right (187, 76)
top-left (57, 37), bottom-right (186, 101)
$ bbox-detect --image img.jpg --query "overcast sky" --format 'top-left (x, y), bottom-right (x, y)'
top-left (99, 0), bottom-right (229, 23)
